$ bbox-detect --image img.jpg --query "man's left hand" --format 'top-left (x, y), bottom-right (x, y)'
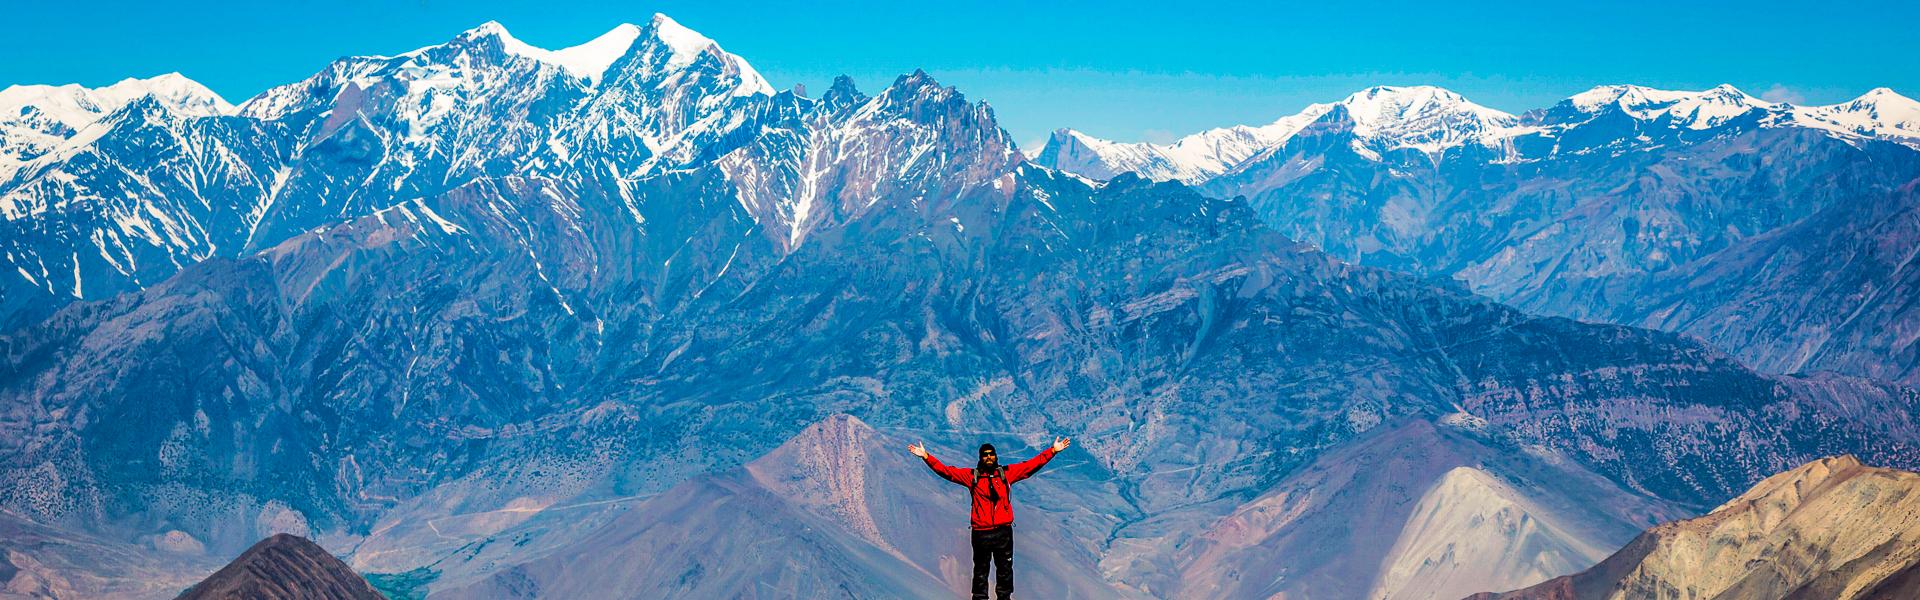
top-left (1052, 436), bottom-right (1071, 452)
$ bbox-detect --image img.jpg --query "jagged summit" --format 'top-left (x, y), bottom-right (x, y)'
top-left (822, 74), bottom-right (867, 107)
top-left (242, 13), bottom-right (769, 119)
top-left (1036, 84), bottom-right (1528, 181)
top-left (424, 15), bottom-right (770, 89)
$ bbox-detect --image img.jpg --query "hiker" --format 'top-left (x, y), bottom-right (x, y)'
top-left (909, 436), bottom-right (1070, 600)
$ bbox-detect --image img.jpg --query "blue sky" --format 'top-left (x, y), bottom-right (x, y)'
top-left (7, 0), bottom-right (1918, 149)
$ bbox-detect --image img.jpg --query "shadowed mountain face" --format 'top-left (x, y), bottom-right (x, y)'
top-left (1472, 456), bottom-right (1920, 600)
top-left (5, 16), bottom-right (1920, 600)
top-left (176, 533), bottom-right (382, 600)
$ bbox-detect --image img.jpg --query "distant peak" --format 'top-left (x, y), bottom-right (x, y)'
top-left (1702, 83), bottom-right (1756, 101)
top-left (1345, 85), bottom-right (1466, 102)
top-left (460, 20), bottom-right (512, 40)
top-left (880, 69), bottom-right (951, 102)
top-left (901, 68), bottom-right (939, 87)
top-left (1852, 87), bottom-right (1916, 105)
top-left (1332, 86), bottom-right (1489, 124)
top-left (823, 74), bottom-right (865, 107)
top-left (828, 74), bottom-right (861, 96)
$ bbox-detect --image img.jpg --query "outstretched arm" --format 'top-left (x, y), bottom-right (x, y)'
top-left (910, 442), bottom-right (972, 486)
top-left (1006, 436), bottom-right (1070, 483)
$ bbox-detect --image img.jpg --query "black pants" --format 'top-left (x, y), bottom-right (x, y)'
top-left (970, 525), bottom-right (1014, 600)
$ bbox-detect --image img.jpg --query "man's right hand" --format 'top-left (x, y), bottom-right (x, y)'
top-left (908, 442), bottom-right (928, 458)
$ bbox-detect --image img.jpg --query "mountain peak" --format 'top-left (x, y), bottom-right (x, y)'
top-left (460, 20), bottom-right (511, 39)
top-left (1846, 86), bottom-right (1918, 108)
top-left (1325, 84), bottom-right (1524, 156)
top-left (1785, 87), bottom-right (1920, 142)
top-left (645, 13), bottom-right (715, 67)
top-left (1701, 83), bottom-right (1761, 103)
top-left (1858, 87), bottom-right (1905, 101)
top-left (1344, 84), bottom-right (1468, 103)
top-left (897, 68), bottom-right (940, 90)
top-left (873, 69), bottom-right (959, 108)
top-left (823, 74), bottom-right (866, 108)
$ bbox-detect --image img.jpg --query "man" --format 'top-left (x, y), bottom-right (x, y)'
top-left (909, 436), bottom-right (1070, 600)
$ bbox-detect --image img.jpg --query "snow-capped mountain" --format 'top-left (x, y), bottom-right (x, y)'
top-left (1791, 87), bottom-right (1920, 143)
top-left (1038, 84), bottom-right (1920, 185)
top-left (0, 14), bottom-right (775, 330)
top-left (1033, 108), bottom-right (1326, 183)
top-left (1034, 85), bottom-right (1529, 183)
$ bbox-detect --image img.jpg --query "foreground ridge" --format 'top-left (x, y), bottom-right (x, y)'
top-left (175, 533), bottom-right (384, 600)
top-left (1469, 456), bottom-right (1920, 600)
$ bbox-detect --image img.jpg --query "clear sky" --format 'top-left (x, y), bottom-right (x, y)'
top-left (7, 0), bottom-right (1918, 150)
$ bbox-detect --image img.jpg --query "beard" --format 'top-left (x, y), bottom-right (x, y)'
top-left (977, 458), bottom-right (998, 471)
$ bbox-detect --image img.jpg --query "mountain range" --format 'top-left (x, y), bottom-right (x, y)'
top-left (1036, 83), bottom-right (1920, 386)
top-left (3, 13), bottom-right (1919, 599)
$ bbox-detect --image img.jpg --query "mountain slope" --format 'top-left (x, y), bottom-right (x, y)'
top-left (0, 511), bottom-right (220, 599)
top-left (441, 414), bottom-right (1129, 598)
top-left (1473, 456), bottom-right (1920, 600)
top-left (1370, 467), bottom-right (1617, 600)
top-left (175, 533), bottom-right (382, 600)
top-left (1167, 419), bottom-right (1685, 600)
top-left (1565, 181), bottom-right (1920, 384)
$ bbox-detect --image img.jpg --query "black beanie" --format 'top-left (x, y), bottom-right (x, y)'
top-left (978, 443), bottom-right (996, 457)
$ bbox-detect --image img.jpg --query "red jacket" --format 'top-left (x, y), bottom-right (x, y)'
top-left (921, 446), bottom-right (1059, 529)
